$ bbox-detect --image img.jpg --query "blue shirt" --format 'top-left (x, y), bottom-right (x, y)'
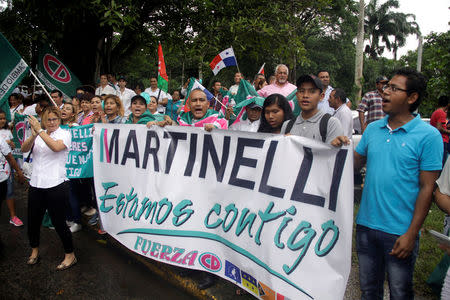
top-left (355, 114), bottom-right (443, 236)
top-left (165, 100), bottom-right (182, 121)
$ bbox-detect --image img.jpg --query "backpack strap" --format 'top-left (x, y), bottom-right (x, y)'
top-left (319, 113), bottom-right (331, 142)
top-left (284, 118), bottom-right (296, 134)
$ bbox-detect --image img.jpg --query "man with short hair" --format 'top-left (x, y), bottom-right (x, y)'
top-left (177, 89), bottom-right (228, 131)
top-left (329, 88), bottom-right (353, 138)
top-left (115, 76), bottom-right (136, 117)
top-left (75, 87), bottom-right (85, 94)
top-left (430, 95), bottom-right (450, 165)
top-left (50, 89), bottom-right (64, 109)
top-left (210, 80), bottom-right (223, 111)
top-left (357, 75), bottom-right (389, 133)
top-left (107, 74), bottom-right (119, 90)
top-left (318, 70), bottom-right (352, 113)
top-left (354, 68), bottom-right (443, 299)
top-left (258, 64), bottom-right (296, 98)
top-left (144, 77), bottom-right (169, 114)
top-left (228, 72), bottom-right (242, 95)
top-left (252, 73), bottom-right (266, 89)
top-left (280, 74), bottom-right (343, 145)
top-left (95, 74), bottom-right (116, 96)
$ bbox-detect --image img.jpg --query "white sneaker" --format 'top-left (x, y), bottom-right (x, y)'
top-left (70, 223), bottom-right (82, 233)
top-left (66, 221), bottom-right (75, 227)
top-left (84, 208), bottom-right (97, 216)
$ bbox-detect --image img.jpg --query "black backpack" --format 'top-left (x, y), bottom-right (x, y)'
top-left (285, 113), bottom-right (331, 143)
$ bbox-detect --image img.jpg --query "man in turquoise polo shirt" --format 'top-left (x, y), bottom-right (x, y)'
top-left (354, 68), bottom-right (443, 299)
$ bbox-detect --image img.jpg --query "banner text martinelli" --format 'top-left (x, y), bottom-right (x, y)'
top-left (93, 124), bottom-right (354, 300)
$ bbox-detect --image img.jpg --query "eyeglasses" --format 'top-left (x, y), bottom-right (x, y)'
top-left (382, 84), bottom-right (408, 93)
top-left (47, 118), bottom-right (59, 123)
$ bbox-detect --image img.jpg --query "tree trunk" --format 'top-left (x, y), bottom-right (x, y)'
top-left (354, 0), bottom-right (365, 104)
top-left (94, 37), bottom-right (104, 86)
top-left (198, 57), bottom-right (203, 80)
top-left (416, 35), bottom-right (423, 72)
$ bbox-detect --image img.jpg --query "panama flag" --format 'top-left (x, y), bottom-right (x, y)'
top-left (157, 42), bottom-right (168, 93)
top-left (258, 63), bottom-right (265, 75)
top-left (0, 32), bottom-right (30, 121)
top-left (209, 47), bottom-right (237, 75)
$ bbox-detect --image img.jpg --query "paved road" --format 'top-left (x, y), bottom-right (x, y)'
top-left (0, 181), bottom-right (432, 300)
top-left (0, 183), bottom-right (194, 300)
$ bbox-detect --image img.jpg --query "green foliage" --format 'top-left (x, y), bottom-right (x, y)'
top-left (364, 0), bottom-right (420, 60)
top-left (414, 203), bottom-right (446, 298)
top-left (400, 31), bottom-right (450, 117)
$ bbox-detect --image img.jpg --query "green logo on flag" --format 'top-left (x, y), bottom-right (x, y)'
top-left (37, 44), bottom-right (82, 100)
top-left (0, 32), bottom-right (30, 121)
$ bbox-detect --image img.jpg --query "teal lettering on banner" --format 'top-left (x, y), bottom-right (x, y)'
top-left (63, 124), bottom-right (94, 178)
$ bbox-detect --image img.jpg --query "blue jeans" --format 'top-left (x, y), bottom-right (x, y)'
top-left (356, 225), bottom-right (419, 300)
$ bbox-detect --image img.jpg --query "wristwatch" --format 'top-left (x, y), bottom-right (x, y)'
top-left (38, 129), bottom-right (45, 135)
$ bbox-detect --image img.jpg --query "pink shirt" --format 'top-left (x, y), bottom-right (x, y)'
top-left (257, 82), bottom-right (297, 98)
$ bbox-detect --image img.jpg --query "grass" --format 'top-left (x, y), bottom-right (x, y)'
top-left (352, 201), bottom-right (447, 299)
top-left (414, 203), bottom-right (447, 299)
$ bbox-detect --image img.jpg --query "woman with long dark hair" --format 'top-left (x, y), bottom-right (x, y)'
top-left (258, 93), bottom-right (293, 133)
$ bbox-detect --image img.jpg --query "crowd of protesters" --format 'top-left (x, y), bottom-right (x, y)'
top-left (1, 65), bottom-right (450, 299)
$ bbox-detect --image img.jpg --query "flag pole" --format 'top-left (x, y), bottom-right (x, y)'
top-left (212, 95), bottom-right (236, 117)
top-left (230, 46), bottom-right (241, 75)
top-left (28, 69), bottom-right (57, 107)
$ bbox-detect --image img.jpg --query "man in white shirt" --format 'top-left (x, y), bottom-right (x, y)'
top-left (228, 72), bottom-right (242, 95)
top-left (318, 70), bottom-right (352, 114)
top-left (95, 74), bottom-right (116, 96)
top-left (144, 77), bottom-right (168, 114)
top-left (115, 76), bottom-right (136, 117)
top-left (230, 101), bottom-right (262, 132)
top-left (107, 74), bottom-right (119, 91)
top-left (50, 89), bottom-right (64, 109)
top-left (328, 88), bottom-right (353, 138)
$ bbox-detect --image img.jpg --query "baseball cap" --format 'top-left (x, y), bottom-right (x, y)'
top-left (247, 102), bottom-right (262, 109)
top-left (376, 75), bottom-right (388, 83)
top-left (118, 75), bottom-right (127, 81)
top-left (296, 75), bottom-right (324, 92)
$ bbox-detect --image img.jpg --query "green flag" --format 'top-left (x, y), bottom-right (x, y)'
top-left (37, 44), bottom-right (82, 100)
top-left (12, 113), bottom-right (27, 159)
top-left (286, 89), bottom-right (301, 117)
top-left (233, 79), bottom-right (259, 106)
top-left (0, 32), bottom-right (30, 121)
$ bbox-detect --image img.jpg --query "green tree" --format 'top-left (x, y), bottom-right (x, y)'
top-left (400, 31), bottom-right (450, 116)
top-left (364, 0), bottom-right (420, 59)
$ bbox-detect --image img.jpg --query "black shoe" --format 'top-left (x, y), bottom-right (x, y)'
top-left (197, 274), bottom-right (216, 290)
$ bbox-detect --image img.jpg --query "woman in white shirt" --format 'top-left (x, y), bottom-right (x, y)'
top-left (21, 106), bottom-right (76, 270)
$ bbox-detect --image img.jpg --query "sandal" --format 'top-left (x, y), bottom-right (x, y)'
top-left (27, 255), bottom-right (40, 265)
top-left (56, 257), bottom-right (77, 271)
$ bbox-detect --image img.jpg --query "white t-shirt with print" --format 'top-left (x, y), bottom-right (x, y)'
top-left (0, 136), bottom-right (12, 182)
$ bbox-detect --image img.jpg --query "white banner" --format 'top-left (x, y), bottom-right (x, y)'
top-left (93, 124), bottom-right (354, 300)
